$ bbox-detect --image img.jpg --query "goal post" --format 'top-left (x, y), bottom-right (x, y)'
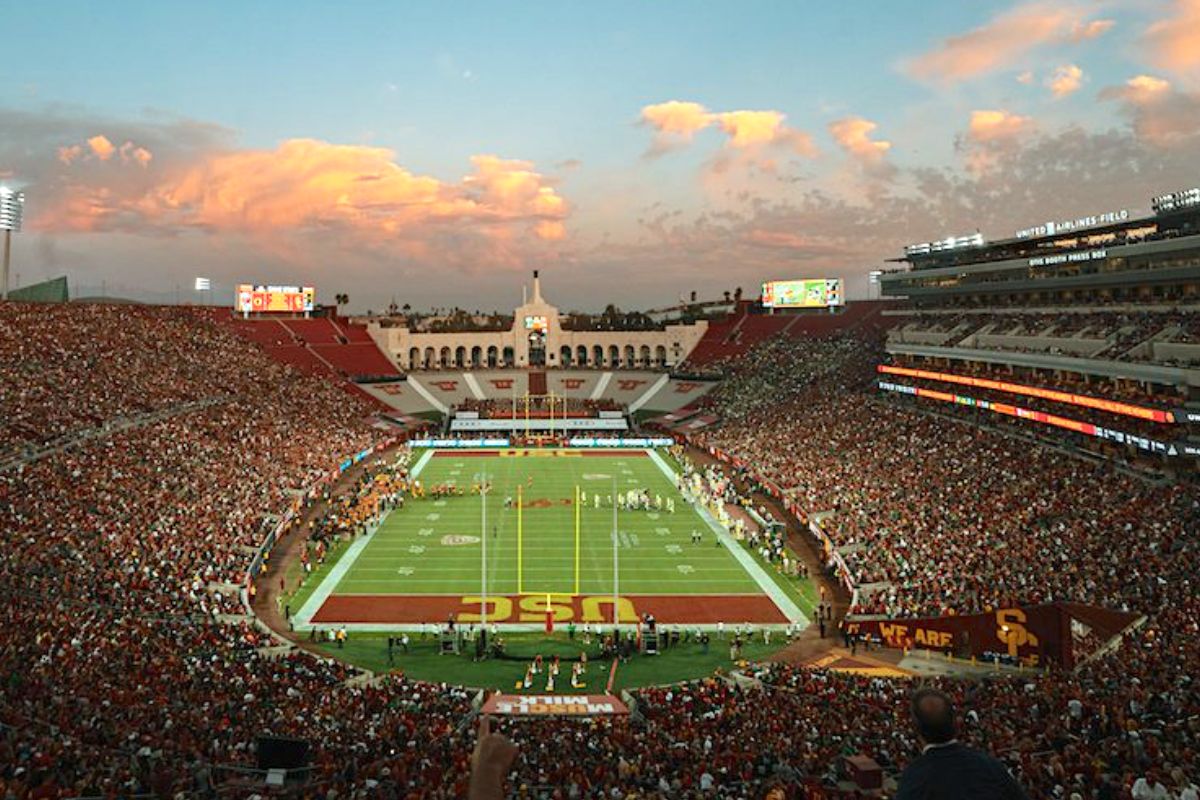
top-left (574, 483), bottom-right (581, 595)
top-left (515, 483), bottom-right (583, 597)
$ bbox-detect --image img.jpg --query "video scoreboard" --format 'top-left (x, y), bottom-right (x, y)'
top-left (235, 284), bottom-right (316, 314)
top-left (761, 278), bottom-right (844, 308)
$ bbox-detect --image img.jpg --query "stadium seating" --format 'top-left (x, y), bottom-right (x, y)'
top-left (218, 315), bottom-right (402, 380)
top-left (888, 308), bottom-right (1200, 366)
top-left (2, 300), bottom-right (1197, 800)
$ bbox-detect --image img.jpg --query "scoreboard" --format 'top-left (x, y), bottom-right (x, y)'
top-left (761, 278), bottom-right (844, 308)
top-left (235, 284), bottom-right (316, 314)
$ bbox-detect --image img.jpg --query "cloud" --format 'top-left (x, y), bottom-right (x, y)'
top-left (1017, 71), bottom-right (1035, 85)
top-left (640, 100), bottom-right (712, 138)
top-left (31, 136), bottom-right (571, 265)
top-left (639, 100), bottom-right (816, 162)
top-left (828, 116), bottom-right (891, 162)
top-left (610, 120), bottom-right (1200, 305)
top-left (1068, 19), bottom-right (1115, 42)
top-left (714, 110), bottom-right (785, 147)
top-left (119, 141), bottom-right (153, 167)
top-left (961, 110), bottom-right (1035, 174)
top-left (904, 3), bottom-right (1111, 84)
top-left (1046, 64), bottom-right (1084, 98)
top-left (55, 134), bottom-right (154, 168)
top-left (1143, 0), bottom-right (1200, 77)
top-left (87, 135), bottom-right (115, 161)
top-left (57, 144), bottom-right (83, 165)
top-left (967, 109), bottom-right (1035, 143)
top-left (1100, 74), bottom-right (1200, 145)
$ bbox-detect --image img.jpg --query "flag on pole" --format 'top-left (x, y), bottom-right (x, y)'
top-left (544, 593), bottom-right (554, 634)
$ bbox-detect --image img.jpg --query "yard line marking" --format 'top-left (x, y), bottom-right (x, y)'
top-left (644, 448), bottom-right (807, 625)
top-left (294, 448), bottom-right (435, 628)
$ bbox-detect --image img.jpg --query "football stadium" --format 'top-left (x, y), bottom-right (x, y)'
top-left (3, 4), bottom-right (1200, 799)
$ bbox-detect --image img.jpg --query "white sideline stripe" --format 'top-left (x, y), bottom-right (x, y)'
top-left (627, 373), bottom-right (670, 414)
top-left (462, 372), bottom-right (486, 401)
top-left (307, 622), bottom-right (795, 633)
top-left (644, 449), bottom-right (808, 625)
top-left (294, 449), bottom-right (436, 626)
top-left (589, 371), bottom-right (613, 400)
top-left (406, 376), bottom-right (449, 414)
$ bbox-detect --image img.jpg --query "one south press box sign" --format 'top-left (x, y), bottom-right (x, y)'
top-left (482, 694), bottom-right (629, 717)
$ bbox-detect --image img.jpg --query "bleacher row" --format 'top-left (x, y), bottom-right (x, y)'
top-left (683, 301), bottom-right (887, 367)
top-left (887, 308), bottom-right (1200, 367)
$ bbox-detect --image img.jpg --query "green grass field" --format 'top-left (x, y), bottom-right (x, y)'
top-left (353, 450), bottom-right (756, 595)
top-left (309, 631), bottom-right (791, 692)
top-left (292, 448), bottom-right (817, 632)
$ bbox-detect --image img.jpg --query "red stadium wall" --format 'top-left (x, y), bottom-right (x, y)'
top-left (842, 603), bottom-right (1141, 669)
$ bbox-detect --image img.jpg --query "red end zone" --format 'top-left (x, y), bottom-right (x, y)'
top-left (311, 593), bottom-right (787, 625)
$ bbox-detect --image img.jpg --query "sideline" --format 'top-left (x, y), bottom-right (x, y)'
top-left (644, 448), bottom-right (808, 626)
top-left (293, 448), bottom-right (436, 628)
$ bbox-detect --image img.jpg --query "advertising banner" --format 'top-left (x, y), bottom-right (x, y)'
top-left (481, 694), bottom-right (629, 716)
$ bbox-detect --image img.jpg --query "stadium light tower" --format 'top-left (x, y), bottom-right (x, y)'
top-left (0, 186), bottom-right (26, 301)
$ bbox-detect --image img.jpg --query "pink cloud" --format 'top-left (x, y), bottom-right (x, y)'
top-left (1046, 64), bottom-right (1084, 99)
top-left (968, 109), bottom-right (1035, 143)
top-left (639, 100), bottom-right (816, 160)
top-left (904, 3), bottom-right (1109, 84)
top-left (119, 141), bottom-right (153, 167)
top-left (1143, 0), bottom-right (1200, 77)
top-left (963, 110), bottom-right (1035, 174)
top-left (1100, 75), bottom-right (1200, 146)
top-left (640, 100), bottom-right (712, 138)
top-left (57, 144), bottom-right (83, 165)
top-left (87, 135), bottom-right (115, 161)
top-left (1068, 19), bottom-right (1115, 42)
top-left (35, 138), bottom-right (571, 257)
top-left (828, 116), bottom-right (891, 162)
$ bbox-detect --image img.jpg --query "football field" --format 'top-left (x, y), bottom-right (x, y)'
top-left (296, 448), bottom-right (811, 630)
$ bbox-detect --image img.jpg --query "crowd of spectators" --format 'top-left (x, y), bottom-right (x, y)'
top-left (2, 301), bottom-right (1198, 799)
top-left (698, 333), bottom-right (1196, 619)
top-left (697, 335), bottom-right (875, 422)
top-left (0, 303), bottom-right (287, 456)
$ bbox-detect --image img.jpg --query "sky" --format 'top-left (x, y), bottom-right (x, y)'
top-left (2, 0), bottom-right (1200, 312)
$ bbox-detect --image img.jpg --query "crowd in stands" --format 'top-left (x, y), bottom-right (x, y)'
top-left (2, 300), bottom-right (1198, 799)
top-left (686, 325), bottom-right (1199, 796)
top-left (697, 331), bottom-right (1196, 618)
top-left (697, 335), bottom-right (876, 421)
top-left (0, 304), bottom-right (270, 456)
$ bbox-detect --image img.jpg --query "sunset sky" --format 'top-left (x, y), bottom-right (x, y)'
top-left (3, 1), bottom-right (1200, 311)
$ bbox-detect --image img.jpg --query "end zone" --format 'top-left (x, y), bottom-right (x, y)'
top-left (310, 592), bottom-right (788, 630)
